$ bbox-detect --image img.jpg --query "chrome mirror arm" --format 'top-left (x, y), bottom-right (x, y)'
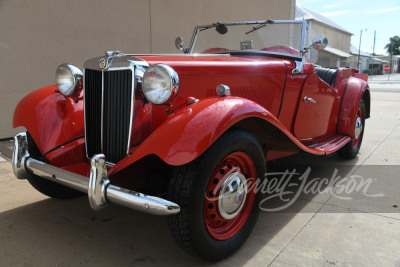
top-left (293, 33), bottom-right (328, 74)
top-left (292, 56), bottom-right (305, 74)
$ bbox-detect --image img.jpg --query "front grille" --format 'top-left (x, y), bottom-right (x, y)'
top-left (84, 69), bottom-right (133, 164)
top-left (84, 69), bottom-right (102, 158)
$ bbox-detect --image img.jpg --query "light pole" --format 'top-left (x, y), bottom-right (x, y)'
top-left (389, 40), bottom-right (393, 81)
top-left (357, 29), bottom-right (368, 72)
top-left (357, 30), bottom-right (362, 71)
top-left (388, 36), bottom-right (399, 80)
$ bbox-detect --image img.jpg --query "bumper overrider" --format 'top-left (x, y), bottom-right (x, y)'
top-left (0, 132), bottom-right (180, 215)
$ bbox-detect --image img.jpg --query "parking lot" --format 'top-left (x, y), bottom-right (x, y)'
top-left (0, 77), bottom-right (399, 266)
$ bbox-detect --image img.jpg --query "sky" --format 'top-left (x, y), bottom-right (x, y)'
top-left (297, 0), bottom-right (400, 55)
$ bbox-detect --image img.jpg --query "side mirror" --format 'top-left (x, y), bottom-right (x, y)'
top-left (216, 24), bottom-right (228, 34)
top-left (312, 35), bottom-right (328, 51)
top-left (175, 37), bottom-right (184, 51)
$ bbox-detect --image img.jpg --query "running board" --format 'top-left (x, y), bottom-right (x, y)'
top-left (307, 135), bottom-right (351, 153)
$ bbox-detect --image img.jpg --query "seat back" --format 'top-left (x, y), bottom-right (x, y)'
top-left (314, 67), bottom-right (338, 87)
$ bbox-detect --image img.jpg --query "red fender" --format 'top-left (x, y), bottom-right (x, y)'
top-left (13, 85), bottom-right (84, 154)
top-left (337, 77), bottom-right (370, 137)
top-left (111, 96), bottom-right (326, 175)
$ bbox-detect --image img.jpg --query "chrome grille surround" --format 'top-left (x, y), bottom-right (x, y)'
top-left (83, 52), bottom-right (149, 164)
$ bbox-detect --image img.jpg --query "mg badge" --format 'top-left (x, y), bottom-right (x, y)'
top-left (99, 58), bottom-right (107, 69)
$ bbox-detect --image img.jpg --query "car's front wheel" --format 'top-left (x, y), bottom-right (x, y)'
top-left (167, 129), bottom-right (265, 261)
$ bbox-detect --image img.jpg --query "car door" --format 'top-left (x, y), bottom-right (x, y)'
top-left (293, 72), bottom-right (337, 140)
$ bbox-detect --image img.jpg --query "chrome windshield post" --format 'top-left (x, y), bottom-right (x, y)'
top-left (187, 24), bottom-right (199, 54)
top-left (292, 19), bottom-right (308, 74)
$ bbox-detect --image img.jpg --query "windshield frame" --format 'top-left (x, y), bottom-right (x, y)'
top-left (187, 19), bottom-right (307, 61)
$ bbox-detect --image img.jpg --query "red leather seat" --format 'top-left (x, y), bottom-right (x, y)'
top-left (202, 47), bottom-right (229, 53)
top-left (260, 45), bottom-right (299, 55)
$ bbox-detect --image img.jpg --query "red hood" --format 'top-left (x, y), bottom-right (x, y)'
top-left (130, 54), bottom-right (288, 76)
top-left (129, 54), bottom-right (290, 128)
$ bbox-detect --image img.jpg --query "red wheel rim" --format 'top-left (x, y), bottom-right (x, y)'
top-left (203, 152), bottom-right (257, 240)
top-left (353, 106), bottom-right (363, 149)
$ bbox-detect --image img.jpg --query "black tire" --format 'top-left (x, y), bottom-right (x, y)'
top-left (26, 131), bottom-right (83, 199)
top-left (27, 174), bottom-right (83, 199)
top-left (337, 99), bottom-right (366, 159)
top-left (167, 129), bottom-right (265, 261)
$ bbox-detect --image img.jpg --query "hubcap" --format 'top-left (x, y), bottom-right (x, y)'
top-left (218, 172), bottom-right (247, 220)
top-left (203, 151), bottom-right (257, 240)
top-left (354, 116), bottom-right (363, 140)
top-left (353, 106), bottom-right (364, 149)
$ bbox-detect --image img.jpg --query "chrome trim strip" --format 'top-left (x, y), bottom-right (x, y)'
top-left (313, 136), bottom-right (341, 149)
top-left (314, 136), bottom-right (347, 150)
top-left (321, 136), bottom-right (349, 150)
top-left (308, 142), bottom-right (320, 148)
top-left (101, 70), bottom-right (104, 151)
top-left (106, 161), bottom-right (115, 167)
top-left (83, 69), bottom-right (88, 158)
top-left (9, 133), bottom-right (180, 216)
top-left (213, 50), bottom-right (302, 61)
top-left (127, 68), bottom-right (135, 154)
top-left (125, 53), bottom-right (230, 57)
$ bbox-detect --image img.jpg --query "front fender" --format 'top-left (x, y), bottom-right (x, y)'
top-left (13, 85), bottom-right (84, 154)
top-left (111, 96), bottom-right (324, 175)
top-left (337, 78), bottom-right (370, 137)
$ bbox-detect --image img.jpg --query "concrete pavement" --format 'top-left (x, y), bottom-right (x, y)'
top-left (368, 74), bottom-right (400, 92)
top-left (0, 83), bottom-right (399, 266)
top-left (368, 73), bottom-right (400, 83)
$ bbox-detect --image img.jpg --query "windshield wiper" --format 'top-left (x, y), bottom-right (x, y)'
top-left (245, 19), bottom-right (274, 34)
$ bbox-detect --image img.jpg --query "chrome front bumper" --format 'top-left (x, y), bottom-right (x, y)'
top-left (0, 133), bottom-right (180, 216)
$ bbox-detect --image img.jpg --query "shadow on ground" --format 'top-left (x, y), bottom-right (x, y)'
top-left (0, 152), bottom-right (376, 266)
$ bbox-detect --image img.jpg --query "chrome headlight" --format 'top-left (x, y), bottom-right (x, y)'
top-left (55, 63), bottom-right (83, 96)
top-left (142, 64), bottom-right (179, 104)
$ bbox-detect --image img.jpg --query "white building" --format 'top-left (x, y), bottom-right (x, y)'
top-left (376, 55), bottom-right (400, 74)
top-left (296, 5), bottom-right (353, 68)
top-left (349, 46), bottom-right (389, 75)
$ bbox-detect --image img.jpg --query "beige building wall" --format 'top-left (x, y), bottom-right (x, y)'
top-left (311, 22), bottom-right (351, 53)
top-left (316, 51), bottom-right (350, 68)
top-left (305, 21), bottom-right (352, 68)
top-left (0, 0), bottom-right (294, 138)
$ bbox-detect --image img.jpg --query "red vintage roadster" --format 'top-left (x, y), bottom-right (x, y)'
top-left (0, 20), bottom-right (370, 260)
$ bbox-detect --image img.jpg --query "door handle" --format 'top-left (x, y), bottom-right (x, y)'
top-left (304, 97), bottom-right (317, 104)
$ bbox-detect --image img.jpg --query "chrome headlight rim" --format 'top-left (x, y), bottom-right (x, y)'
top-left (142, 64), bottom-right (179, 105)
top-left (55, 63), bottom-right (84, 97)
